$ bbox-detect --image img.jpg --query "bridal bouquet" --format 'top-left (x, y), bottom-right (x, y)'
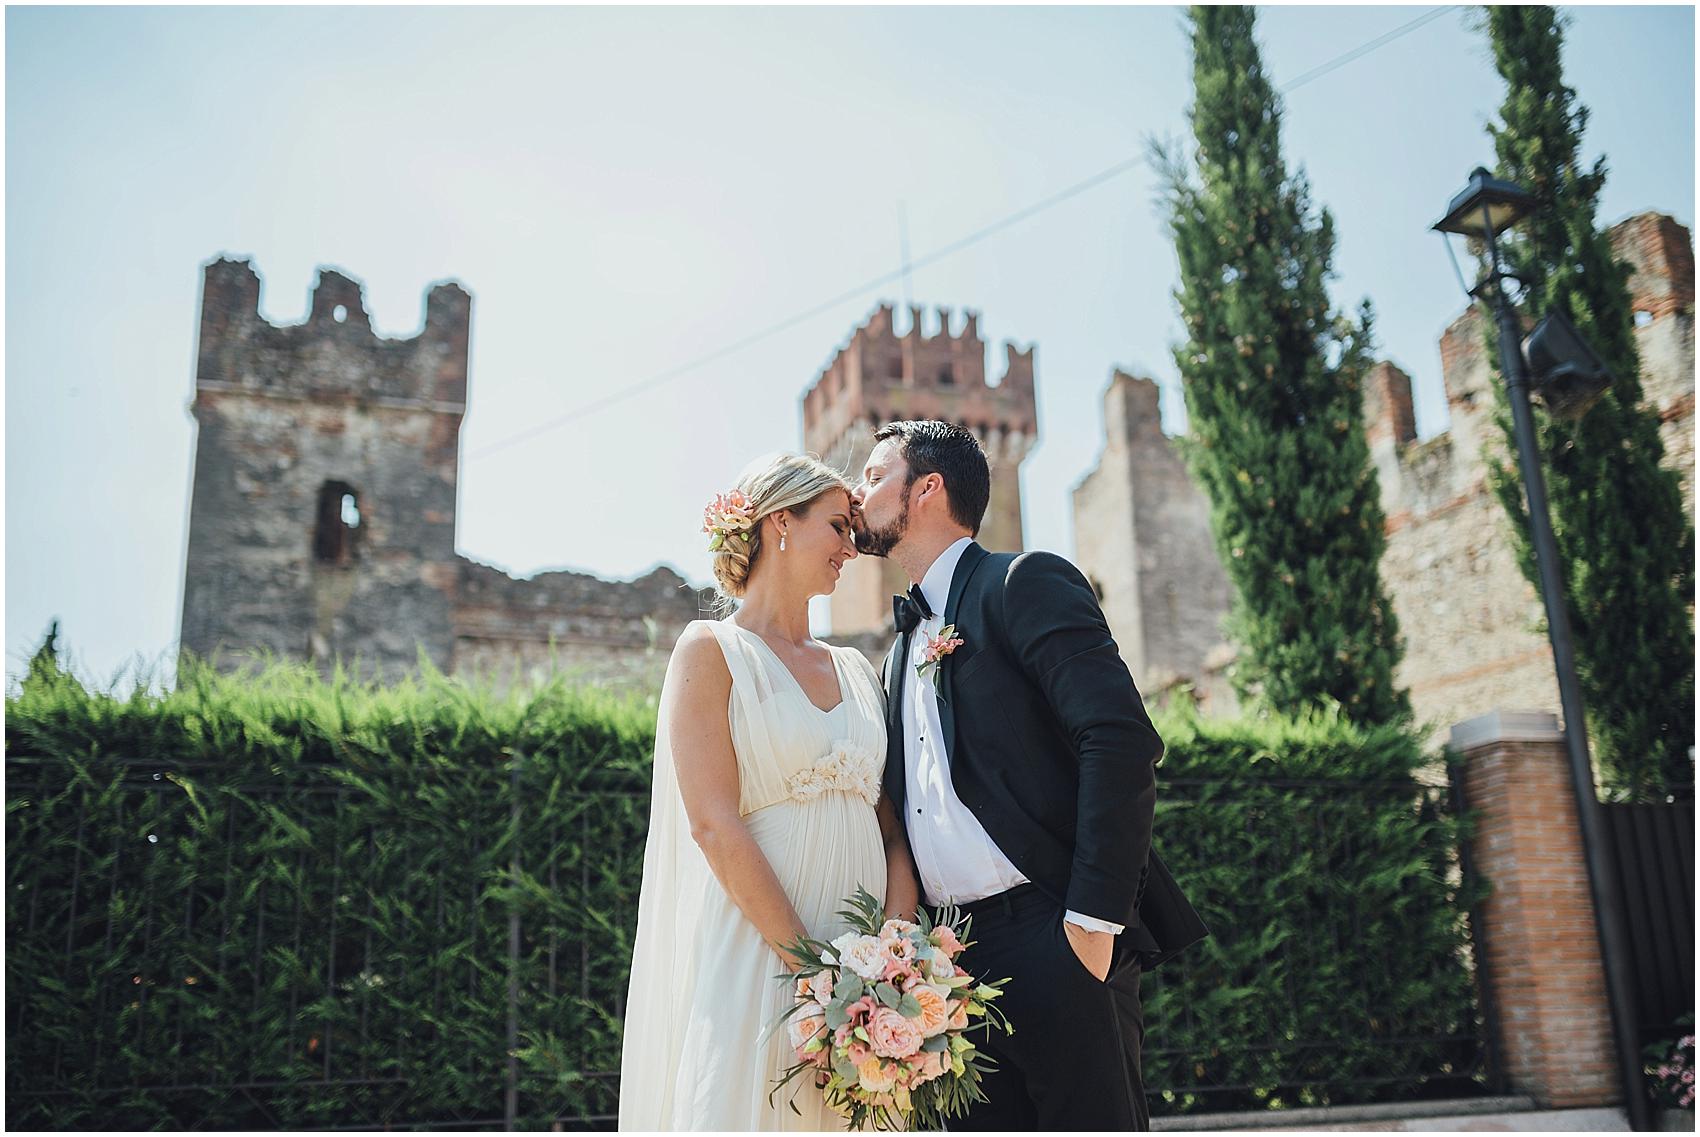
top-left (767, 887), bottom-right (1012, 1131)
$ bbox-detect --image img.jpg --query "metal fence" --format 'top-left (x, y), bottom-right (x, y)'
top-left (9, 759), bottom-right (1499, 1129)
top-left (1137, 774), bottom-right (1501, 1116)
top-left (1600, 789), bottom-right (1695, 1046)
top-left (7, 755), bottom-right (643, 1130)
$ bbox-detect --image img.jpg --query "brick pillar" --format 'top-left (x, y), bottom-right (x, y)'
top-left (1451, 709), bottom-right (1621, 1107)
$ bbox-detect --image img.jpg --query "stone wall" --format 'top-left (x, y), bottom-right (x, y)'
top-left (1072, 371), bottom-right (1235, 712)
top-left (1071, 211), bottom-right (1694, 742)
top-left (179, 258), bottom-right (713, 694)
top-left (1371, 212), bottom-right (1695, 739)
top-left (181, 259), bottom-right (470, 682)
top-left (802, 304), bottom-right (1038, 635)
top-left (452, 561), bottom-right (710, 695)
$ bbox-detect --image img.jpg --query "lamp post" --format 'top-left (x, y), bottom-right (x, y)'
top-left (1433, 167), bottom-right (1648, 1131)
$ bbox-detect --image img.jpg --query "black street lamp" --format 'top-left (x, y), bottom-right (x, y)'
top-left (1433, 167), bottom-right (1648, 1131)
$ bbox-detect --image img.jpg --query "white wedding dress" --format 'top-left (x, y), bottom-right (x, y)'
top-left (619, 620), bottom-right (891, 1131)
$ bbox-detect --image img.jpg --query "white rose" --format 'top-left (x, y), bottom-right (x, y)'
top-left (831, 932), bottom-right (891, 981)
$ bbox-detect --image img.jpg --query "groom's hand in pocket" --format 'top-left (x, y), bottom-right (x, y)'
top-left (1063, 920), bottom-right (1114, 982)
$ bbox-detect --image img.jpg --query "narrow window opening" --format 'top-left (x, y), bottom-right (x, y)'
top-left (314, 480), bottom-right (361, 566)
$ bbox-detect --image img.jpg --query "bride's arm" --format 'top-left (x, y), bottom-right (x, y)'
top-left (667, 623), bottom-right (811, 969)
top-left (877, 795), bottom-right (921, 922)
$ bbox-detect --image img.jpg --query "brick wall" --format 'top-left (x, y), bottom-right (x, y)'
top-left (802, 304), bottom-right (1038, 635)
top-left (1452, 710), bottom-right (1620, 1107)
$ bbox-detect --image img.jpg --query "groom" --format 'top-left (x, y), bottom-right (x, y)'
top-left (850, 420), bottom-right (1208, 1131)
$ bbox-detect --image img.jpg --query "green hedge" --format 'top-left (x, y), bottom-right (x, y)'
top-left (1140, 699), bottom-right (1490, 1114)
top-left (7, 655), bottom-right (1488, 1128)
top-left (7, 653), bottom-right (654, 1129)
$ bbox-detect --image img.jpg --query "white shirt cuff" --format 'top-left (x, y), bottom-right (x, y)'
top-left (1064, 909), bottom-right (1124, 935)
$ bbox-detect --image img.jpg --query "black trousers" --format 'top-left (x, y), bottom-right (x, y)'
top-left (944, 884), bottom-right (1148, 1132)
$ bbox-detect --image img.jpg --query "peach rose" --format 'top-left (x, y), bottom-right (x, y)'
top-left (867, 1006), bottom-right (925, 1059)
top-left (908, 1049), bottom-right (949, 1085)
top-left (787, 1006), bottom-right (827, 1055)
top-left (908, 984), bottom-right (952, 1037)
top-left (947, 999), bottom-right (970, 1031)
top-left (856, 1056), bottom-right (898, 1093)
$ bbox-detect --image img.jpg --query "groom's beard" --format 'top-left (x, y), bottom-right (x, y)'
top-left (853, 495), bottom-right (909, 558)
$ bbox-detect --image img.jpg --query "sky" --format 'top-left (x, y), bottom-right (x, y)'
top-left (6, 4), bottom-right (1695, 691)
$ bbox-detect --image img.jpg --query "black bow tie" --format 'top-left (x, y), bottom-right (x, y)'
top-left (892, 584), bottom-right (934, 635)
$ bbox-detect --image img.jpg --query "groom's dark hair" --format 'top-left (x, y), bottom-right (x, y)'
top-left (873, 420), bottom-right (991, 535)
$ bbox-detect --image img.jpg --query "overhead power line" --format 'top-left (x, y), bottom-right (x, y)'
top-left (466, 5), bottom-right (1460, 463)
top-left (1280, 6), bottom-right (1459, 92)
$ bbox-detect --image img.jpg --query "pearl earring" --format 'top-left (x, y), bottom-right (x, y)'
top-left (780, 531), bottom-right (787, 552)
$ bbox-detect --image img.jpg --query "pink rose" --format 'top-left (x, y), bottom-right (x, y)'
top-left (880, 920), bottom-right (918, 962)
top-left (867, 1006), bottom-right (925, 1059)
top-left (811, 969), bottom-right (834, 1004)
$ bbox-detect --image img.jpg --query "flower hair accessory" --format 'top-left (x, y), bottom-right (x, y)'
top-left (915, 625), bottom-right (963, 689)
top-left (703, 490), bottom-right (756, 552)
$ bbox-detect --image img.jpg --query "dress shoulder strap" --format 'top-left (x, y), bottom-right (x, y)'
top-left (704, 620), bottom-right (781, 706)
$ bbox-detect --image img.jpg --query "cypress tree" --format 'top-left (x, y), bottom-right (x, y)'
top-left (1479, 6), bottom-right (1694, 800)
top-left (1155, 5), bottom-right (1411, 727)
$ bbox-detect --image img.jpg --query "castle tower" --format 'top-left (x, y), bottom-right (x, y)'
top-left (801, 303), bottom-right (1039, 635)
top-left (179, 257), bottom-right (472, 681)
top-left (1072, 371), bottom-right (1235, 702)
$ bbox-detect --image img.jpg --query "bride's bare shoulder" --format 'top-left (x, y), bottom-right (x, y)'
top-left (668, 620), bottom-right (732, 677)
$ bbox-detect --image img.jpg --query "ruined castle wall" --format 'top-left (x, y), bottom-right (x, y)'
top-left (449, 562), bottom-right (711, 694)
top-left (1073, 372), bottom-right (1235, 709)
top-left (180, 259), bottom-right (470, 682)
top-left (1368, 212), bottom-right (1694, 740)
top-left (1071, 212), bottom-right (1692, 739)
top-left (179, 257), bottom-right (720, 696)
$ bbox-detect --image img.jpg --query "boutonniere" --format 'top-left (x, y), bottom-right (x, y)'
top-left (915, 625), bottom-right (964, 690)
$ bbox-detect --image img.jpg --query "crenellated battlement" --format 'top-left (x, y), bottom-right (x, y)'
top-left (801, 302), bottom-right (1038, 459)
top-left (194, 257), bottom-right (472, 409)
top-left (802, 302), bottom-right (1041, 634)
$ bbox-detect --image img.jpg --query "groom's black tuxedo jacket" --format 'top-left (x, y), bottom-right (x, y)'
top-left (881, 541), bottom-right (1208, 969)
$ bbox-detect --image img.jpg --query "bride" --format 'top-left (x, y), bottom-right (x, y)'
top-left (618, 453), bottom-right (920, 1131)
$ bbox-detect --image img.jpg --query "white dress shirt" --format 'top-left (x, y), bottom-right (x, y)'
top-left (899, 536), bottom-right (1123, 935)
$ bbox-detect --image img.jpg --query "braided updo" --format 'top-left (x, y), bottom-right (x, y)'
top-left (709, 453), bottom-right (850, 602)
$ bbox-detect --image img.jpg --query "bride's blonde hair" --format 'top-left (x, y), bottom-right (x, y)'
top-left (710, 453), bottom-right (850, 603)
